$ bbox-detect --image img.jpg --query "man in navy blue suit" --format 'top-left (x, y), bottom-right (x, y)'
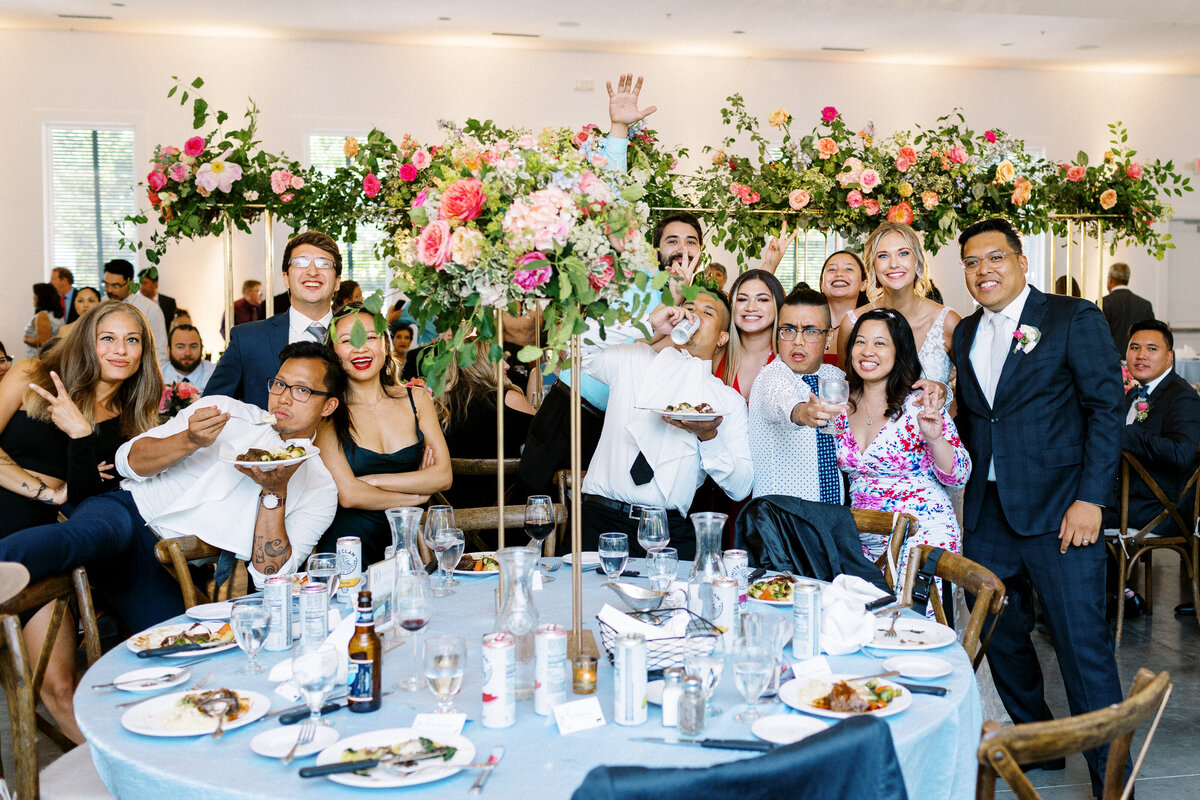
top-left (205, 231), bottom-right (340, 409)
top-left (952, 218), bottom-right (1126, 796)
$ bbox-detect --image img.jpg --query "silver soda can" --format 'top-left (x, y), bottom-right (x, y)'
top-left (533, 623), bottom-right (568, 716)
top-left (712, 576), bottom-right (738, 642)
top-left (792, 581), bottom-right (822, 660)
top-left (723, 549), bottom-right (749, 608)
top-left (336, 536), bottom-right (363, 604)
top-left (481, 632), bottom-right (516, 728)
top-left (299, 583), bottom-right (329, 643)
top-left (613, 632), bottom-right (648, 726)
top-left (263, 575), bottom-right (293, 651)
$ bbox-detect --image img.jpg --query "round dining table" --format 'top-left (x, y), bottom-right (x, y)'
top-left (75, 563), bottom-right (982, 799)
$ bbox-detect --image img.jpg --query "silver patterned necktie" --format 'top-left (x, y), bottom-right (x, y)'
top-left (986, 313), bottom-right (1010, 404)
top-left (306, 323), bottom-right (327, 343)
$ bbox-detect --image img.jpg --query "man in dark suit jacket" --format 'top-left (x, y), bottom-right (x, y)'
top-left (1101, 261), bottom-right (1154, 353)
top-left (952, 218), bottom-right (1126, 796)
top-left (205, 231), bottom-right (340, 409)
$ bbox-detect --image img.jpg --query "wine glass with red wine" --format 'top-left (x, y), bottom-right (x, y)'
top-left (524, 495), bottom-right (556, 583)
top-left (392, 571), bottom-right (432, 692)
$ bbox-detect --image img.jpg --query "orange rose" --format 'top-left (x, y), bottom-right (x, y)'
top-left (921, 191), bottom-right (939, 210)
top-left (887, 202), bottom-right (914, 225)
top-left (816, 137), bottom-right (839, 160)
top-left (1011, 177), bottom-right (1033, 206)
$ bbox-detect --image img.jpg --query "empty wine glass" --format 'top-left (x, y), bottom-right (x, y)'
top-left (525, 495), bottom-right (556, 583)
top-left (818, 376), bottom-right (850, 434)
top-left (648, 547), bottom-right (679, 593)
top-left (230, 597), bottom-right (270, 675)
top-left (731, 638), bottom-right (774, 723)
top-left (598, 532), bottom-right (628, 581)
top-left (423, 505), bottom-right (455, 590)
top-left (423, 634), bottom-right (467, 713)
top-left (433, 528), bottom-right (465, 596)
top-left (292, 643), bottom-right (340, 725)
top-left (393, 571), bottom-right (432, 692)
top-left (636, 507), bottom-right (670, 571)
top-left (685, 635), bottom-right (726, 716)
top-left (306, 552), bottom-right (341, 604)
top-left (741, 612), bottom-right (789, 701)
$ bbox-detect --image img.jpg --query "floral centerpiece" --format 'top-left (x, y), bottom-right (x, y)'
top-left (575, 120), bottom-right (692, 212)
top-left (159, 381), bottom-right (201, 417)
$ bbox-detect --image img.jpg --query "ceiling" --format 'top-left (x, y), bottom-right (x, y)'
top-left (4, 0), bottom-right (1200, 75)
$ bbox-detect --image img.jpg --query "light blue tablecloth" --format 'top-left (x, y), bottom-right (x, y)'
top-left (75, 568), bottom-right (981, 799)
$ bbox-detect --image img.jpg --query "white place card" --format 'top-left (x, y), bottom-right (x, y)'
top-left (532, 570), bottom-right (544, 591)
top-left (552, 696), bottom-right (606, 735)
top-left (792, 656), bottom-right (832, 678)
top-left (412, 712), bottom-right (466, 738)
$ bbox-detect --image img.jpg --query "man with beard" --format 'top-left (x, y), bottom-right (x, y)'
top-left (162, 324), bottom-right (215, 391)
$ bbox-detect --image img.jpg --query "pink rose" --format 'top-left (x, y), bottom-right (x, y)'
top-left (947, 145), bottom-right (968, 164)
top-left (590, 154), bottom-right (609, 169)
top-left (270, 170), bottom-right (293, 194)
top-left (858, 169), bottom-right (880, 192)
top-left (894, 156), bottom-right (912, 172)
top-left (290, 175), bottom-right (305, 190)
top-left (399, 163), bottom-right (419, 182)
top-left (516, 134), bottom-right (537, 150)
top-left (816, 137), bottom-right (839, 159)
top-left (183, 136), bottom-right (206, 157)
top-left (513, 265), bottom-right (552, 291)
top-left (746, 191), bottom-right (760, 203)
top-left (984, 130), bottom-right (997, 143)
top-left (1066, 165), bottom-right (1086, 182)
top-left (416, 220), bottom-right (452, 268)
top-left (1099, 188), bottom-right (1118, 210)
top-left (492, 139), bottom-right (510, 155)
top-left (788, 189), bottom-right (811, 210)
top-left (589, 255), bottom-right (615, 291)
top-left (438, 178), bottom-right (485, 222)
top-left (515, 251), bottom-right (548, 267)
top-left (411, 188), bottom-right (427, 208)
top-left (572, 130), bottom-right (591, 147)
top-left (147, 171), bottom-right (167, 191)
top-left (578, 170), bottom-right (613, 206)
top-left (363, 173), bottom-right (381, 197)
top-left (169, 163), bottom-right (187, 182)
top-left (821, 106), bottom-right (838, 122)
top-left (411, 149), bottom-right (432, 169)
top-left (280, 192), bottom-right (295, 203)
top-left (895, 145), bottom-right (917, 172)
top-left (846, 190), bottom-right (863, 208)
top-left (863, 198), bottom-right (880, 216)
top-left (1125, 162), bottom-right (1143, 180)
top-left (160, 145), bottom-right (180, 157)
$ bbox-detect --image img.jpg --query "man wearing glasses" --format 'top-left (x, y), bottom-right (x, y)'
top-left (0, 342), bottom-right (342, 629)
top-left (206, 231), bottom-right (341, 409)
top-left (103, 258), bottom-right (170, 367)
top-left (748, 287), bottom-right (847, 502)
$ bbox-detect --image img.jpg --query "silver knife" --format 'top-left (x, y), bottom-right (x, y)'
top-left (469, 746), bottom-right (504, 794)
top-left (631, 737), bottom-right (774, 752)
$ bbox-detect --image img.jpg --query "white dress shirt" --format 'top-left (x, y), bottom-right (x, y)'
top-left (287, 308), bottom-right (334, 344)
top-left (114, 395), bottom-right (337, 586)
top-left (161, 359), bottom-right (216, 392)
top-left (970, 283), bottom-right (1031, 480)
top-left (748, 359), bottom-right (846, 502)
top-left (124, 292), bottom-right (169, 368)
top-left (580, 343), bottom-right (753, 514)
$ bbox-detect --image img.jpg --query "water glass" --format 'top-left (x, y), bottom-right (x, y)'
top-left (636, 507), bottom-right (670, 569)
top-left (433, 528), bottom-right (465, 596)
top-left (684, 635), bottom-right (726, 716)
top-left (741, 612), bottom-right (789, 700)
top-left (292, 643), bottom-right (339, 724)
top-left (305, 552), bottom-right (340, 604)
top-left (230, 597), bottom-right (270, 674)
top-left (598, 532), bottom-right (628, 581)
top-left (423, 634), bottom-right (467, 713)
top-left (648, 547), bottom-right (679, 593)
top-left (731, 638), bottom-right (774, 723)
top-left (818, 376), bottom-right (850, 434)
top-left (393, 571), bottom-right (432, 692)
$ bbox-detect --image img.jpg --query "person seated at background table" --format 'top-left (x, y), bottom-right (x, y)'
top-left (833, 308), bottom-right (971, 579)
top-left (161, 324), bottom-right (215, 392)
top-left (749, 287), bottom-right (847, 504)
top-left (0, 300), bottom-right (161, 743)
top-left (55, 286), bottom-right (102, 341)
top-left (235, 279), bottom-right (266, 326)
top-left (579, 289), bottom-right (752, 560)
top-left (314, 305), bottom-right (451, 564)
top-left (171, 308), bottom-right (193, 330)
top-left (24, 282), bottom-right (65, 357)
top-left (0, 341), bottom-right (342, 636)
top-left (389, 319), bottom-right (414, 358)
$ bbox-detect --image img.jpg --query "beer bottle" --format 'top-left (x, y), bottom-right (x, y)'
top-left (347, 590), bottom-right (382, 712)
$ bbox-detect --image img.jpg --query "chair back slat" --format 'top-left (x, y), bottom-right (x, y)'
top-left (0, 614), bottom-right (41, 800)
top-left (153, 536), bottom-right (225, 609)
top-left (852, 509), bottom-right (915, 591)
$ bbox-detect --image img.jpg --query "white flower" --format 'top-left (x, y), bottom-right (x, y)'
top-left (1013, 324), bottom-right (1041, 354)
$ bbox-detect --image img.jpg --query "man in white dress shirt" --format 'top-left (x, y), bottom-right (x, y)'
top-left (160, 324), bottom-right (215, 392)
top-left (103, 258), bottom-right (169, 368)
top-left (0, 341), bottom-right (343, 630)
top-left (580, 289), bottom-right (753, 559)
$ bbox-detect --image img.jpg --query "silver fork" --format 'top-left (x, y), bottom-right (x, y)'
top-left (282, 721), bottom-right (316, 765)
top-left (883, 610), bottom-right (901, 639)
top-left (115, 672), bottom-right (211, 708)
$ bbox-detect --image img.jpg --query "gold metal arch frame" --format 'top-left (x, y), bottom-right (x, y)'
top-left (1047, 214), bottom-right (1120, 302)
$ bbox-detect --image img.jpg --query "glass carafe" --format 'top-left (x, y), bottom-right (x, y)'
top-left (686, 512), bottom-right (728, 620)
top-left (386, 507), bottom-right (425, 574)
top-left (496, 546), bottom-right (539, 700)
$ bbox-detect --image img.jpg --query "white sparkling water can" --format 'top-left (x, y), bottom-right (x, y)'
top-left (723, 549), bottom-right (749, 608)
top-left (713, 576), bottom-right (738, 642)
top-left (263, 575), bottom-right (293, 651)
top-left (335, 536), bottom-right (363, 604)
top-left (481, 632), bottom-right (516, 728)
top-left (534, 623), bottom-right (568, 716)
top-left (299, 583), bottom-right (329, 643)
top-left (613, 632), bottom-right (648, 726)
top-left (792, 582), bottom-right (822, 659)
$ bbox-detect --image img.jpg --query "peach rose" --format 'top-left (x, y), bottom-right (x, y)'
top-left (416, 221), bottom-right (452, 268)
top-left (1066, 165), bottom-right (1087, 182)
top-left (1011, 177), bottom-right (1033, 206)
top-left (711, 149), bottom-right (728, 165)
top-left (788, 189), bottom-right (811, 210)
top-left (450, 227), bottom-right (485, 266)
top-left (995, 160), bottom-right (1015, 184)
top-left (863, 198), bottom-right (880, 216)
top-left (816, 137), bottom-right (839, 160)
top-left (1099, 189), bottom-right (1118, 210)
top-left (921, 190), bottom-right (940, 210)
top-left (898, 182), bottom-right (913, 198)
top-left (768, 107), bottom-right (789, 127)
top-left (845, 190), bottom-right (863, 208)
top-left (947, 145), bottom-right (968, 164)
top-left (343, 137), bottom-right (359, 158)
top-left (439, 177), bottom-right (486, 222)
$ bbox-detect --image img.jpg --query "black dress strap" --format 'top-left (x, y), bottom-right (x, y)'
top-left (405, 386), bottom-right (425, 445)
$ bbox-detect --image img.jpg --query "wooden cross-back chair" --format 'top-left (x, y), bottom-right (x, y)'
top-left (455, 503), bottom-right (567, 557)
top-left (154, 536), bottom-right (248, 610)
top-left (976, 668), bottom-right (1172, 800)
top-left (1104, 447), bottom-right (1200, 647)
top-left (429, 458), bottom-right (525, 552)
top-left (899, 544), bottom-right (1007, 671)
top-left (849, 509), bottom-right (915, 591)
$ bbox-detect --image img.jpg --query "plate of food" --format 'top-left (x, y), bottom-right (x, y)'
top-left (870, 616), bottom-right (956, 651)
top-left (312, 727), bottom-right (477, 788)
top-left (747, 574), bottom-right (797, 606)
top-left (126, 621), bottom-right (238, 658)
top-left (639, 402), bottom-right (721, 422)
top-left (121, 688), bottom-right (270, 736)
top-left (779, 674), bottom-right (912, 719)
top-left (453, 552), bottom-right (499, 576)
top-left (219, 439), bottom-right (319, 471)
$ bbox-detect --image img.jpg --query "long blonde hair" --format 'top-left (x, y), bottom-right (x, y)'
top-left (862, 222), bottom-right (932, 303)
top-left (25, 300), bottom-right (163, 437)
top-left (435, 340), bottom-right (517, 429)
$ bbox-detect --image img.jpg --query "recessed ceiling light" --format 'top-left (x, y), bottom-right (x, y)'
top-left (732, 30), bottom-right (745, 34)
top-left (492, 32), bottom-right (541, 38)
top-left (558, 21), bottom-right (580, 28)
top-left (1078, 44), bottom-right (1099, 50)
top-left (112, 2), bottom-right (125, 6)
top-left (822, 46), bottom-right (866, 52)
top-left (1000, 42), bottom-right (1013, 47)
top-left (58, 13), bottom-right (113, 19)
top-left (438, 16), bottom-right (450, 21)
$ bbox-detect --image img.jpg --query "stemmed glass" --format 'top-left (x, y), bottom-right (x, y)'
top-left (598, 533), bottom-right (628, 581)
top-left (685, 635), bottom-right (726, 716)
top-left (393, 571), bottom-right (432, 692)
top-left (433, 528), bottom-right (465, 597)
top-left (730, 637), bottom-right (774, 723)
top-left (818, 377), bottom-right (850, 434)
top-left (292, 643), bottom-right (340, 725)
top-left (423, 505), bottom-right (456, 591)
top-left (423, 634), bottom-right (467, 713)
top-left (637, 507), bottom-right (670, 571)
top-left (305, 552), bottom-right (341, 604)
top-left (524, 495), bottom-right (556, 583)
top-left (741, 612), bottom-right (789, 701)
top-left (648, 547), bottom-right (679, 593)
top-left (230, 597), bottom-right (270, 675)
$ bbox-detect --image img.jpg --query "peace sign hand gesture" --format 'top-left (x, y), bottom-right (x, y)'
top-left (27, 372), bottom-right (93, 439)
top-left (761, 220), bottom-right (802, 275)
top-left (607, 73), bottom-right (658, 139)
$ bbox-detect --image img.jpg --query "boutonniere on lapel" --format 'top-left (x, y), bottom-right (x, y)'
top-left (1134, 400), bottom-right (1150, 423)
top-left (1012, 324), bottom-right (1041, 354)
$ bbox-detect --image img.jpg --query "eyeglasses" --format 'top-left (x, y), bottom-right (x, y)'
top-left (779, 326), bottom-right (830, 343)
top-left (287, 256), bottom-right (337, 271)
top-left (961, 250), bottom-right (1016, 271)
top-left (102, 280), bottom-right (128, 290)
top-left (266, 378), bottom-right (333, 403)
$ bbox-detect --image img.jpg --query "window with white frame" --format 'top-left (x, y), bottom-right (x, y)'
top-left (307, 133), bottom-right (390, 292)
top-left (45, 125), bottom-right (138, 290)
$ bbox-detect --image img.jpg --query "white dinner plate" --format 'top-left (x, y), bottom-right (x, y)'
top-left (637, 407), bottom-right (721, 422)
top-left (186, 601), bottom-right (234, 621)
top-left (312, 727), bottom-right (477, 788)
top-left (109, 666), bottom-right (191, 693)
top-left (120, 689), bottom-right (270, 737)
top-left (126, 621), bottom-right (238, 658)
top-left (751, 714), bottom-right (829, 745)
top-left (883, 654), bottom-right (953, 679)
top-left (779, 674), bottom-right (912, 719)
top-left (218, 439), bottom-right (319, 471)
top-left (647, 680), bottom-right (664, 705)
top-left (562, 552), bottom-right (600, 567)
top-left (251, 724), bottom-right (340, 759)
top-left (870, 617), bottom-right (957, 650)
top-left (452, 552), bottom-right (499, 577)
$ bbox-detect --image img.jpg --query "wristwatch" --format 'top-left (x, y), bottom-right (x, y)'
top-left (260, 491), bottom-right (285, 510)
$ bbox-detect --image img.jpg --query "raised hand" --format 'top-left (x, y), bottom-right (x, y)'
top-left (607, 73), bottom-right (658, 139)
top-left (916, 405), bottom-right (945, 443)
top-left (761, 220), bottom-right (801, 275)
top-left (668, 249), bottom-right (704, 304)
top-left (27, 371), bottom-right (93, 439)
top-left (185, 405), bottom-right (230, 449)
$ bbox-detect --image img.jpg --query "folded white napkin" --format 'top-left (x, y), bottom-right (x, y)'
top-left (597, 603), bottom-right (690, 641)
top-left (818, 577), bottom-right (882, 655)
top-left (268, 609), bottom-right (354, 685)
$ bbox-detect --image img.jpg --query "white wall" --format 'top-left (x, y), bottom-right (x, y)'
top-left (3, 28), bottom-right (1199, 356)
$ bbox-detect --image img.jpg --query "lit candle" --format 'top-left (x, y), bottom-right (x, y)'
top-left (572, 654), bottom-right (597, 694)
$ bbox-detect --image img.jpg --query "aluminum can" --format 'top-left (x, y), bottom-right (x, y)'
top-left (712, 576), bottom-right (738, 642)
top-left (481, 632), bottom-right (516, 728)
top-left (613, 632), bottom-right (648, 726)
top-left (336, 536), bottom-right (363, 604)
top-left (533, 623), bottom-right (568, 716)
top-left (263, 575), bottom-right (293, 651)
top-left (723, 549), bottom-right (749, 608)
top-left (792, 581), bottom-right (822, 660)
top-left (299, 583), bottom-right (329, 643)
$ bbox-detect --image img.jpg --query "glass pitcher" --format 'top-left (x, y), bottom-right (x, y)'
top-left (496, 546), bottom-right (539, 700)
top-left (686, 512), bottom-right (728, 620)
top-left (385, 507), bottom-right (425, 574)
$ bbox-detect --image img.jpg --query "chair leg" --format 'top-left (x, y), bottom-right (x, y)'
top-left (1115, 545), bottom-right (1129, 648)
top-left (1143, 550), bottom-right (1154, 614)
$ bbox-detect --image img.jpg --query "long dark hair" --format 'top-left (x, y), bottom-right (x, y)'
top-left (820, 250), bottom-right (869, 307)
top-left (845, 308), bottom-right (921, 422)
top-left (66, 286), bottom-right (102, 323)
top-left (327, 304), bottom-right (399, 443)
top-left (34, 283), bottom-right (63, 318)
